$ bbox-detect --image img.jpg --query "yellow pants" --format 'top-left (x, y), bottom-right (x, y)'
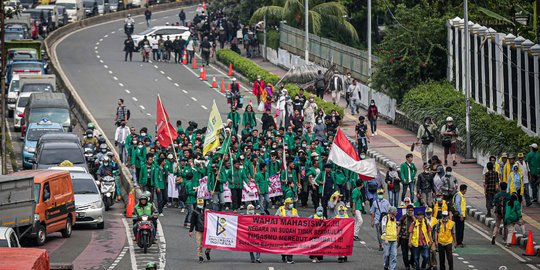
top-left (196, 231), bottom-right (211, 257)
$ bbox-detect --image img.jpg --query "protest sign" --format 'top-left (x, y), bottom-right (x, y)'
top-left (268, 174), bottom-right (283, 198)
top-left (241, 180), bottom-right (259, 202)
top-left (222, 182), bottom-right (232, 203)
top-left (203, 211), bottom-right (354, 256)
top-left (197, 176), bottom-right (212, 200)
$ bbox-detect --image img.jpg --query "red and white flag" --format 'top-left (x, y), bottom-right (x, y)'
top-left (156, 95), bottom-right (178, 148)
top-left (328, 128), bottom-right (377, 180)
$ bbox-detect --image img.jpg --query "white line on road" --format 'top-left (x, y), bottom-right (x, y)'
top-left (96, 55), bottom-right (100, 58)
top-left (268, 267), bottom-right (274, 270)
top-left (163, 16), bottom-right (168, 18)
top-left (96, 42), bottom-right (100, 45)
top-left (113, 76), bottom-right (118, 81)
top-left (157, 220), bottom-right (166, 270)
top-left (154, 65), bottom-right (158, 69)
top-left (111, 31), bottom-right (115, 34)
top-left (108, 70), bottom-right (113, 74)
top-left (125, 89), bottom-right (130, 94)
top-left (138, 22), bottom-right (144, 24)
top-left (104, 65), bottom-right (108, 69)
top-left (139, 105), bottom-right (145, 110)
top-left (121, 218), bottom-right (138, 270)
top-left (104, 34), bottom-right (109, 37)
top-left (191, 97), bottom-right (197, 101)
top-left (99, 60), bottom-right (104, 63)
top-left (160, 70), bottom-right (165, 74)
top-left (146, 113), bottom-right (151, 116)
top-left (107, 246), bottom-right (128, 270)
top-left (99, 38), bottom-right (103, 41)
top-left (182, 90), bottom-right (188, 94)
top-left (132, 97), bottom-right (138, 101)
top-left (174, 83), bottom-right (179, 87)
top-left (167, 76), bottom-right (172, 81)
top-left (95, 50), bottom-right (99, 54)
top-left (201, 105), bottom-right (207, 110)
top-left (119, 83), bottom-right (124, 87)
top-left (94, 46), bottom-right (98, 50)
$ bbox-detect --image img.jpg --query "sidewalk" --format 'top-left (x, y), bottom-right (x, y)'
top-left (245, 53), bottom-right (540, 251)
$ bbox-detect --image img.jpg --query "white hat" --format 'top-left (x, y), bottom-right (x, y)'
top-left (446, 116), bottom-right (454, 122)
top-left (442, 211), bottom-right (449, 216)
top-left (232, 77), bottom-right (237, 81)
top-left (531, 143), bottom-right (538, 149)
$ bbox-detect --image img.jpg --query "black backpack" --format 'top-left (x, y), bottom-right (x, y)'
top-left (126, 109), bottom-right (131, 120)
top-left (179, 184), bottom-right (188, 202)
top-left (495, 194), bottom-right (506, 216)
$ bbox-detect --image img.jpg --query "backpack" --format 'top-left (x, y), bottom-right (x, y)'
top-left (126, 108), bottom-right (131, 120)
top-left (178, 184), bottom-right (188, 202)
top-left (315, 77), bottom-right (325, 89)
top-left (495, 194), bottom-right (506, 216)
top-left (421, 124), bottom-right (435, 145)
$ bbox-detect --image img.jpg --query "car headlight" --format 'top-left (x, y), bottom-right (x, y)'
top-left (8, 98), bottom-right (16, 103)
top-left (34, 214), bottom-right (40, 222)
top-left (89, 200), bottom-right (103, 209)
top-left (24, 146), bottom-right (35, 153)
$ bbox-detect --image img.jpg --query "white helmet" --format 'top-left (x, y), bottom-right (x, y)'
top-left (127, 14), bottom-right (131, 17)
top-left (446, 116), bottom-right (454, 122)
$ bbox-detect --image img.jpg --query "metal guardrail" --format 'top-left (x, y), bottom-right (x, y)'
top-left (43, 0), bottom-right (196, 204)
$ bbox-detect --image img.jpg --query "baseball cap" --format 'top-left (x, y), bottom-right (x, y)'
top-left (531, 143), bottom-right (538, 149)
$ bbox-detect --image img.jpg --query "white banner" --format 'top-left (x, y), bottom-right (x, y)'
top-left (241, 180), bottom-right (259, 202)
top-left (223, 182), bottom-right (232, 203)
top-left (197, 176), bottom-right (212, 200)
top-left (268, 174), bottom-right (283, 198)
top-left (204, 211), bottom-right (238, 248)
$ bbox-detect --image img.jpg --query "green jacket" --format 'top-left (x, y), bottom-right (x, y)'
top-left (185, 180), bottom-right (197, 204)
top-left (351, 188), bottom-right (365, 211)
top-left (133, 202), bottom-right (153, 217)
top-left (256, 171), bottom-right (269, 194)
top-left (129, 146), bottom-right (146, 168)
top-left (228, 111), bottom-right (241, 129)
top-left (504, 201), bottom-right (521, 224)
top-left (152, 165), bottom-right (165, 189)
top-left (227, 167), bottom-right (248, 189)
top-left (242, 111), bottom-right (256, 128)
top-left (400, 162), bottom-right (417, 184)
top-left (208, 172), bottom-right (223, 193)
top-left (526, 151), bottom-right (540, 175)
top-left (138, 163), bottom-right (154, 186)
top-left (332, 168), bottom-right (347, 185)
top-left (268, 160), bottom-right (281, 176)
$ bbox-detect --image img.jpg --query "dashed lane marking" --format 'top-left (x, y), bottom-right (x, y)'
top-left (125, 89), bottom-right (130, 94)
top-left (96, 55), bottom-right (100, 59)
top-left (104, 65), bottom-right (108, 69)
top-left (95, 50), bottom-right (99, 54)
top-left (107, 246), bottom-right (128, 270)
top-left (182, 90), bottom-right (188, 94)
top-left (132, 97), bottom-right (138, 101)
top-left (111, 31), bottom-right (115, 34)
top-left (174, 83), bottom-right (179, 87)
top-left (138, 22), bottom-right (144, 24)
top-left (104, 34), bottom-right (109, 37)
top-left (119, 83), bottom-right (124, 87)
top-left (113, 76), bottom-right (118, 81)
top-left (167, 76), bottom-right (172, 81)
top-left (108, 70), bottom-right (113, 74)
top-left (160, 70), bottom-right (165, 74)
top-left (95, 46), bottom-right (98, 50)
top-left (154, 65), bottom-right (158, 68)
top-left (201, 105), bottom-right (207, 110)
top-left (99, 60), bottom-right (104, 63)
top-left (146, 113), bottom-right (151, 116)
top-left (120, 218), bottom-right (138, 270)
top-left (139, 105), bottom-right (145, 110)
top-left (191, 97), bottom-right (197, 101)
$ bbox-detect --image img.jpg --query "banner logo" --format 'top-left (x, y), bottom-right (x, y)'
top-left (216, 217), bottom-right (227, 236)
top-left (205, 213), bottom-right (238, 248)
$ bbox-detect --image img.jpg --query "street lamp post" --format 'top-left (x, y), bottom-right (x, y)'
top-left (463, 0), bottom-right (476, 162)
top-left (304, 0), bottom-right (309, 64)
top-left (263, 14), bottom-right (267, 61)
top-left (367, 0), bottom-right (372, 101)
top-left (0, 0), bottom-right (6, 174)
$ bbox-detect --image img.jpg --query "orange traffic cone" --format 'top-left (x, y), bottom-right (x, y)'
top-left (125, 191), bottom-right (135, 218)
top-left (202, 67), bottom-right (207, 81)
top-left (511, 231), bottom-right (518, 245)
top-left (182, 49), bottom-right (187, 65)
top-left (524, 230), bottom-right (536, 256)
top-left (220, 79), bottom-right (225, 93)
top-left (199, 67), bottom-right (204, 79)
top-left (192, 56), bottom-right (197, 69)
top-left (228, 63), bottom-right (233, 76)
top-left (211, 75), bottom-right (217, 88)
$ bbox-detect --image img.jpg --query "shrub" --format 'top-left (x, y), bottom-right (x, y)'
top-left (255, 29), bottom-right (280, 50)
top-left (399, 81), bottom-right (538, 155)
top-left (216, 49), bottom-right (344, 117)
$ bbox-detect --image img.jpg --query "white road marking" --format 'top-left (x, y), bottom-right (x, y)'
top-left (182, 90), bottom-right (188, 94)
top-left (138, 22), bottom-right (144, 24)
top-left (139, 105), bottom-right (145, 110)
top-left (113, 76), bottom-right (118, 81)
top-left (174, 83), bottom-right (179, 87)
top-left (111, 31), bottom-right (115, 34)
top-left (147, 113), bottom-right (151, 116)
top-left (154, 65), bottom-right (158, 68)
top-left (96, 55), bottom-right (101, 59)
top-left (463, 261), bottom-right (469, 263)
top-left (458, 257), bottom-right (464, 260)
top-left (201, 105), bottom-right (207, 110)
top-left (95, 50), bottom-right (99, 54)
top-left (157, 220), bottom-right (166, 270)
top-left (94, 46), bottom-right (98, 50)
top-left (96, 42), bottom-right (100, 45)
top-left (151, 19), bottom-right (156, 21)
top-left (104, 65), bottom-right (108, 69)
top-left (99, 38), bottom-right (103, 41)
top-left (104, 34), bottom-right (109, 37)
top-left (163, 16), bottom-right (168, 18)
top-left (167, 76), bottom-right (172, 81)
top-left (125, 89), bottom-right (130, 94)
top-left (179, 58), bottom-right (225, 97)
top-left (117, 28), bottom-right (122, 31)
top-left (121, 218), bottom-right (138, 270)
top-left (268, 267), bottom-right (274, 270)
top-left (160, 70), bottom-right (165, 74)
top-left (119, 83), bottom-right (124, 87)
top-left (132, 97), bottom-right (138, 101)
top-left (99, 60), bottom-right (104, 63)
top-left (191, 97), bottom-right (197, 101)
top-left (107, 246), bottom-right (128, 270)
top-left (108, 70), bottom-right (113, 74)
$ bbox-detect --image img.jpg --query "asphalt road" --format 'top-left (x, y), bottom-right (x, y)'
top-left (52, 5), bottom-right (540, 270)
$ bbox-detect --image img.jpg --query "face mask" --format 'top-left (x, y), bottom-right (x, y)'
top-left (288, 204), bottom-right (293, 210)
top-left (377, 195), bottom-right (383, 200)
top-left (141, 133), bottom-right (147, 137)
top-left (347, 75), bottom-right (351, 78)
top-left (87, 134), bottom-right (92, 138)
top-left (101, 149), bottom-right (107, 153)
top-left (138, 145), bottom-right (143, 149)
top-left (317, 120), bottom-right (322, 124)
top-left (360, 155), bottom-right (366, 159)
top-left (247, 210), bottom-right (255, 215)
top-left (446, 172), bottom-right (451, 176)
top-left (104, 162), bottom-right (109, 166)
top-left (339, 214), bottom-right (345, 217)
top-left (316, 211), bottom-right (323, 216)
top-left (371, 103), bottom-right (374, 105)
top-left (197, 205), bottom-right (204, 209)
top-left (302, 144), bottom-right (307, 147)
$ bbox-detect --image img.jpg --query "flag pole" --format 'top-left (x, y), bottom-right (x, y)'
top-left (158, 94), bottom-right (180, 166)
top-left (212, 130), bottom-right (231, 193)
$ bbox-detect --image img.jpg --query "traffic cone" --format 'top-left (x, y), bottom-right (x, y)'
top-left (211, 75), bottom-right (217, 88)
top-left (228, 83), bottom-right (231, 90)
top-left (199, 66), bottom-right (204, 79)
top-left (192, 56), bottom-right (197, 69)
top-left (182, 49), bottom-right (187, 65)
top-left (125, 191), bottom-right (135, 218)
top-left (523, 230), bottom-right (536, 256)
top-left (228, 63), bottom-right (233, 76)
top-left (220, 79), bottom-right (225, 93)
top-left (202, 67), bottom-right (207, 81)
top-left (511, 231), bottom-right (517, 245)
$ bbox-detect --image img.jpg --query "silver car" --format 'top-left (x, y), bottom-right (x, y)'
top-left (70, 172), bottom-right (105, 229)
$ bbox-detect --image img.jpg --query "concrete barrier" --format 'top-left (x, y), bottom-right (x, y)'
top-left (44, 0), bottom-right (196, 205)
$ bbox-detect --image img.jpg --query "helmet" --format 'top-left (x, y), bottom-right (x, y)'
top-left (139, 194), bottom-right (149, 200)
top-left (99, 144), bottom-right (108, 153)
top-left (145, 262), bottom-right (156, 270)
top-left (85, 129), bottom-right (93, 136)
top-left (103, 156), bottom-right (110, 162)
top-left (98, 136), bottom-right (106, 145)
top-left (338, 205), bottom-right (347, 211)
top-left (284, 198), bottom-right (293, 204)
top-left (377, 189), bottom-right (385, 194)
top-left (106, 151), bottom-right (114, 157)
top-left (144, 191), bottom-right (152, 198)
top-left (87, 122), bottom-right (95, 129)
top-left (127, 14), bottom-right (131, 17)
top-left (446, 116), bottom-right (454, 122)
top-left (426, 207), bottom-right (433, 213)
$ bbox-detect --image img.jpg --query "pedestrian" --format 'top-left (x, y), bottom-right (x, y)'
top-left (115, 98), bottom-right (128, 126)
top-left (453, 184), bottom-right (467, 247)
top-left (144, 8), bottom-right (151, 27)
top-left (492, 182), bottom-right (510, 244)
top-left (504, 193), bottom-right (522, 247)
top-left (244, 204), bottom-right (262, 263)
top-left (153, 158), bottom-right (166, 215)
top-left (416, 116), bottom-right (437, 164)
top-left (303, 96), bottom-right (318, 127)
top-left (123, 36), bottom-right (135, 61)
top-left (329, 71), bottom-right (343, 104)
top-left (200, 36), bottom-right (211, 66)
top-left (151, 38), bottom-right (159, 61)
top-left (367, 99), bottom-right (379, 136)
top-left (163, 36), bottom-right (173, 62)
top-left (484, 162), bottom-right (499, 217)
top-left (434, 211), bottom-right (455, 270)
top-left (371, 189), bottom-right (391, 251)
top-left (227, 106), bottom-right (241, 134)
top-left (252, 75), bottom-right (265, 105)
top-left (242, 104), bottom-right (256, 129)
top-left (183, 172), bottom-right (196, 227)
top-left (335, 205), bottom-right (350, 263)
top-left (440, 117), bottom-right (459, 166)
top-left (356, 116), bottom-right (370, 154)
top-left (400, 153), bottom-right (417, 201)
top-left (348, 79), bottom-right (361, 115)
top-left (344, 72), bottom-right (353, 107)
top-left (179, 9), bottom-right (186, 25)
top-left (172, 36), bottom-right (183, 63)
top-left (228, 159), bottom-right (247, 212)
top-left (385, 165), bottom-right (401, 207)
top-left (440, 167), bottom-right (457, 202)
top-left (408, 211), bottom-right (432, 270)
top-left (433, 165), bottom-right (446, 194)
top-left (425, 208), bottom-right (438, 270)
top-left (256, 163), bottom-right (270, 215)
top-left (517, 153), bottom-right (532, 206)
top-left (381, 206), bottom-right (398, 270)
top-left (320, 163), bottom-right (335, 218)
top-left (503, 155), bottom-right (520, 184)
top-left (276, 198), bottom-right (298, 264)
top-left (261, 108), bottom-right (275, 134)
top-left (398, 204), bottom-right (415, 270)
top-left (114, 121), bottom-right (129, 163)
top-left (186, 35), bottom-right (196, 64)
top-left (433, 192), bottom-right (448, 220)
top-left (189, 198), bottom-right (211, 263)
top-left (309, 206), bottom-right (325, 263)
top-left (314, 70), bottom-right (326, 99)
top-left (416, 163), bottom-right (435, 207)
top-left (508, 164), bottom-right (524, 203)
top-left (351, 180), bottom-right (366, 241)
top-left (525, 143), bottom-right (540, 202)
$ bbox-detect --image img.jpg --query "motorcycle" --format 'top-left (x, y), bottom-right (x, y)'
top-left (124, 23), bottom-right (134, 36)
top-left (135, 214), bottom-right (157, 254)
top-left (83, 144), bottom-right (97, 177)
top-left (100, 175), bottom-right (116, 211)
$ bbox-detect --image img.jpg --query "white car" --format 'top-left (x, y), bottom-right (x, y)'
top-left (0, 227), bottom-right (21, 248)
top-left (70, 172), bottom-right (105, 229)
top-left (7, 74), bottom-right (20, 115)
top-left (132, 26), bottom-right (191, 48)
top-left (13, 92), bottom-right (33, 132)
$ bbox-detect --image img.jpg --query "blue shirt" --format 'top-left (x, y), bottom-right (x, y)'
top-left (370, 198), bottom-right (391, 225)
top-left (514, 172), bottom-right (521, 191)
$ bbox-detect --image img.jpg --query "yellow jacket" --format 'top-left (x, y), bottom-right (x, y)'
top-left (410, 219), bottom-right (431, 247)
top-left (508, 172), bottom-right (524, 196)
top-left (279, 206), bottom-right (298, 217)
top-left (503, 162), bottom-right (522, 183)
top-left (433, 200), bottom-right (448, 219)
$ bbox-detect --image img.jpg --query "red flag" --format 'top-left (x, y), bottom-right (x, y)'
top-left (328, 129), bottom-right (377, 180)
top-left (156, 95), bottom-right (178, 148)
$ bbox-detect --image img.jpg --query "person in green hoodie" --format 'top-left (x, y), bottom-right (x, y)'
top-left (208, 164), bottom-right (225, 211)
top-left (228, 107), bottom-right (241, 134)
top-left (228, 159), bottom-right (248, 212)
top-left (183, 172), bottom-right (196, 227)
top-left (153, 158), bottom-right (166, 215)
top-left (400, 153), bottom-right (417, 201)
top-left (504, 193), bottom-right (522, 247)
top-left (333, 166), bottom-right (348, 204)
top-left (129, 140), bottom-right (147, 184)
top-left (256, 163), bottom-right (270, 214)
top-left (242, 104), bottom-right (257, 129)
top-left (139, 154), bottom-right (155, 195)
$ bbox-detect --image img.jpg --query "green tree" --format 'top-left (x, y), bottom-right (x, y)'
top-left (249, 0), bottom-right (359, 42)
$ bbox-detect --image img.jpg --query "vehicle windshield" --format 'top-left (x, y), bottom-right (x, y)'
top-left (138, 28), bottom-right (155, 35)
top-left (73, 178), bottom-right (99, 194)
top-left (34, 183), bottom-right (40, 203)
top-left (27, 127), bottom-right (64, 141)
top-left (11, 62), bottom-right (42, 72)
top-left (39, 147), bottom-right (85, 164)
top-left (28, 108), bottom-right (70, 125)
top-left (5, 32), bottom-right (25, 41)
top-left (96, 0), bottom-right (103, 5)
top-left (24, 11), bottom-right (43, 20)
top-left (21, 83), bottom-right (53, 92)
top-left (83, 1), bottom-right (94, 7)
top-left (17, 96), bottom-right (30, 108)
top-left (9, 80), bottom-right (20, 93)
top-left (57, 2), bottom-right (76, 9)
top-left (10, 51), bottom-right (37, 60)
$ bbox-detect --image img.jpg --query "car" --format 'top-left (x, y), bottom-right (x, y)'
top-left (69, 172), bottom-right (105, 229)
top-left (131, 25), bottom-right (190, 49)
top-left (4, 28), bottom-right (27, 41)
top-left (37, 132), bottom-right (80, 150)
top-left (83, 0), bottom-right (98, 17)
top-left (22, 120), bottom-right (64, 169)
top-left (48, 166), bottom-right (88, 173)
top-left (0, 227), bottom-right (21, 248)
top-left (7, 74), bottom-right (21, 116)
top-left (32, 141), bottom-right (87, 170)
top-left (13, 92), bottom-right (33, 132)
top-left (21, 92), bottom-right (71, 136)
top-left (6, 61), bottom-right (44, 85)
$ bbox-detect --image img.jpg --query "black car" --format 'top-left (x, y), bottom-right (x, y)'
top-left (83, 0), bottom-right (98, 17)
top-left (32, 141), bottom-right (87, 170)
top-left (36, 133), bottom-right (80, 150)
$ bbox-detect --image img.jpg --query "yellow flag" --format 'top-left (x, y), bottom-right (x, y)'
top-left (203, 100), bottom-right (223, 155)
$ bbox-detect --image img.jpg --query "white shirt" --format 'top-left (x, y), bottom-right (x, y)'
top-left (518, 160), bottom-right (529, 184)
top-left (115, 126), bottom-right (130, 144)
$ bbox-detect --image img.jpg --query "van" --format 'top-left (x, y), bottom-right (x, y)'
top-left (21, 92), bottom-right (72, 137)
top-left (56, 0), bottom-right (84, 22)
top-left (9, 170), bottom-right (75, 246)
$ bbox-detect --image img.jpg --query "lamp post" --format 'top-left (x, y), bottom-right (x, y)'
top-left (263, 14), bottom-right (267, 61)
top-left (304, 0), bottom-right (309, 64)
top-left (367, 0), bottom-right (372, 101)
top-left (0, 0), bottom-right (6, 174)
top-left (462, 0), bottom-right (476, 162)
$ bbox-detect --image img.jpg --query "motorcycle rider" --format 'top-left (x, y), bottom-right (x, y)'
top-left (133, 192), bottom-right (158, 242)
top-left (98, 156), bottom-right (119, 179)
top-left (81, 129), bottom-right (98, 147)
top-left (145, 262), bottom-right (157, 270)
top-left (94, 143), bottom-right (109, 165)
top-left (124, 14), bottom-right (135, 36)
